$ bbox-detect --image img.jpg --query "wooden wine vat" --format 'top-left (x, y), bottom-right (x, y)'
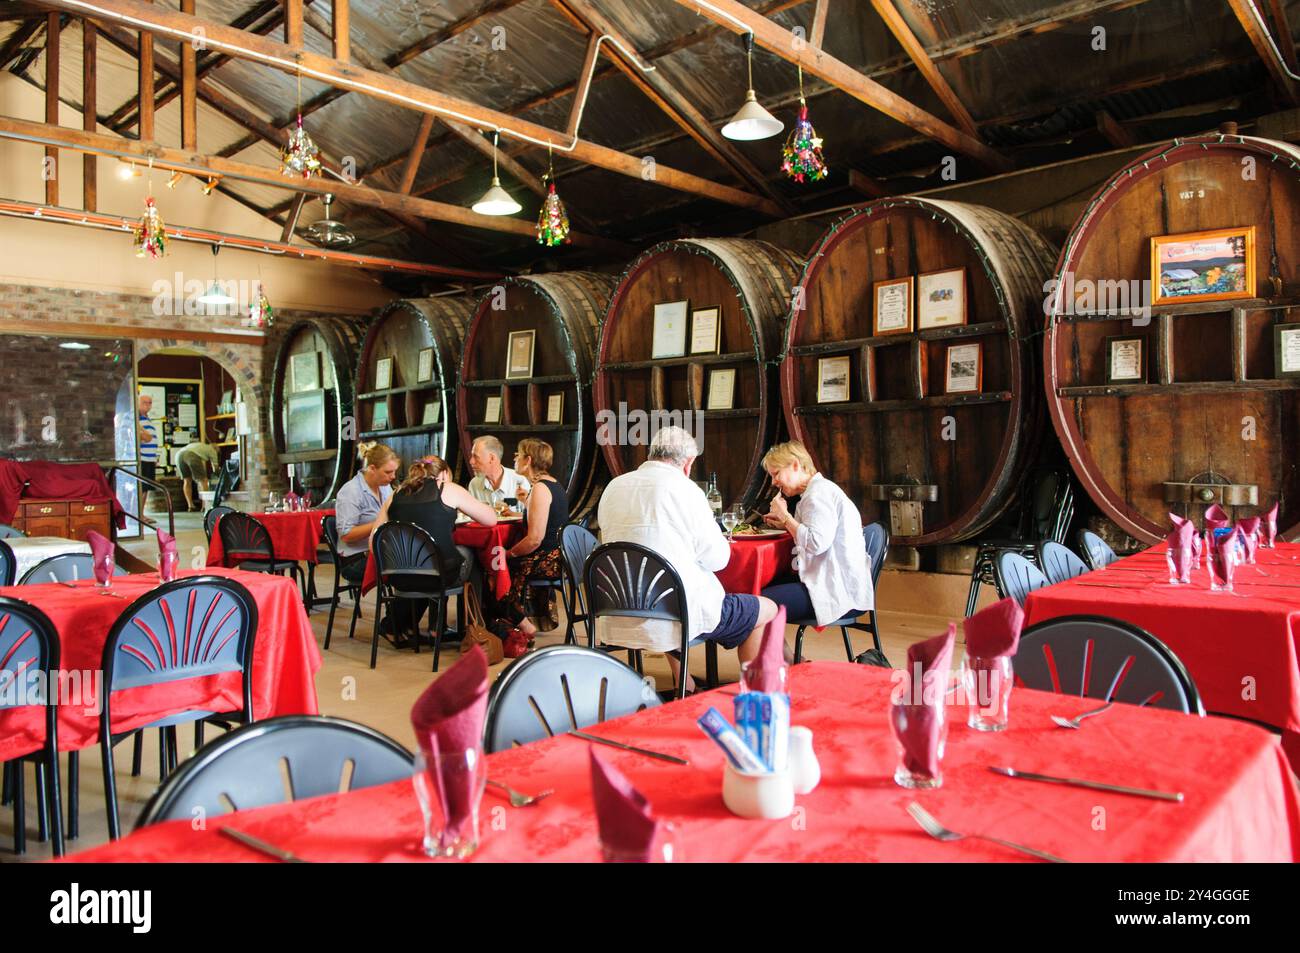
top-left (781, 198), bottom-right (1057, 545)
top-left (595, 238), bottom-right (803, 512)
top-left (1045, 134), bottom-right (1300, 543)
top-left (456, 273), bottom-right (615, 517)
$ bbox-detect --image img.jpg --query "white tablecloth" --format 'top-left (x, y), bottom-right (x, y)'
top-left (6, 536), bottom-right (92, 582)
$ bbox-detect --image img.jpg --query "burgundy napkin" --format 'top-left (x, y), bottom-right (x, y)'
top-left (1263, 502), bottom-right (1279, 547)
top-left (1166, 520), bottom-right (1194, 583)
top-left (589, 748), bottom-right (661, 862)
top-left (1171, 513), bottom-right (1202, 565)
top-left (85, 530), bottom-right (114, 584)
top-left (1237, 517), bottom-right (1260, 563)
top-left (907, 623), bottom-right (956, 702)
top-left (1204, 503), bottom-right (1230, 532)
top-left (410, 646), bottom-right (489, 840)
top-left (156, 528), bottom-right (178, 582)
top-left (744, 604), bottom-right (787, 693)
top-left (963, 598), bottom-right (1023, 659)
top-left (891, 625), bottom-right (956, 779)
top-left (1208, 530), bottom-right (1237, 588)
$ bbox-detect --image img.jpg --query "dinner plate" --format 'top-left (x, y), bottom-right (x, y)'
top-left (729, 530), bottom-right (787, 540)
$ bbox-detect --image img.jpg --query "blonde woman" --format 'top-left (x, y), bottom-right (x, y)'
top-left (760, 441), bottom-right (872, 628)
top-left (335, 442), bottom-right (399, 566)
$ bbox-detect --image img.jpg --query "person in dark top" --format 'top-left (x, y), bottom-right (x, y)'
top-left (492, 438), bottom-right (568, 646)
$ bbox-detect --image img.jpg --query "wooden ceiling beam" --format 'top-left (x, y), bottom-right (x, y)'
top-left (1266, 0), bottom-right (1299, 72)
top-left (331, 0), bottom-right (348, 62)
top-left (82, 19), bottom-right (96, 210)
top-left (808, 0), bottom-right (829, 49)
top-left (878, 0), bottom-right (979, 134)
top-left (136, 0), bottom-right (153, 141)
top-left (0, 19), bottom-right (46, 71)
top-left (1227, 0), bottom-right (1300, 105)
top-left (179, 0), bottom-right (196, 150)
top-left (45, 12), bottom-right (60, 206)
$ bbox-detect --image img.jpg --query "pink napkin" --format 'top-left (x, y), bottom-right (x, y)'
top-left (891, 625), bottom-right (956, 779)
top-left (1204, 503), bottom-right (1230, 532)
top-left (1208, 530), bottom-right (1237, 588)
top-left (1237, 517), bottom-right (1260, 563)
top-left (589, 749), bottom-right (661, 862)
top-left (1166, 520), bottom-right (1194, 583)
top-left (1263, 502), bottom-right (1279, 547)
top-left (907, 624), bottom-right (956, 701)
top-left (1170, 513), bottom-right (1201, 566)
top-left (156, 528), bottom-right (178, 582)
top-left (744, 604), bottom-right (787, 693)
top-left (85, 530), bottom-right (115, 584)
top-left (410, 646), bottom-right (489, 840)
top-left (962, 598), bottom-right (1023, 659)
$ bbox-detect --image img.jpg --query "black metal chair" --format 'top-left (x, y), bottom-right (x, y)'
top-left (211, 458), bottom-right (239, 509)
top-left (97, 576), bottom-right (258, 839)
top-left (483, 645), bottom-right (660, 753)
top-left (584, 542), bottom-right (718, 699)
top-left (203, 505), bottom-right (236, 544)
top-left (215, 511), bottom-right (305, 600)
top-left (0, 596), bottom-right (64, 856)
top-left (966, 468), bottom-right (1074, 616)
top-left (792, 522), bottom-right (890, 664)
top-left (320, 514), bottom-right (364, 650)
top-left (0, 538), bottom-right (14, 587)
top-left (1038, 540), bottom-right (1091, 585)
top-left (371, 521), bottom-right (464, 672)
top-left (18, 552), bottom-right (128, 586)
top-left (135, 715), bottom-right (413, 829)
top-left (560, 523), bottom-right (598, 647)
top-left (0, 524), bottom-right (24, 539)
top-left (1078, 529), bottom-right (1119, 570)
top-left (993, 551), bottom-right (1051, 608)
top-left (1017, 615), bottom-right (1204, 715)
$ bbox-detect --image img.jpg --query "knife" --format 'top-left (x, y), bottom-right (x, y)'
top-left (219, 825), bottom-right (311, 862)
top-left (990, 766), bottom-right (1184, 802)
top-left (569, 729), bottom-right (690, 765)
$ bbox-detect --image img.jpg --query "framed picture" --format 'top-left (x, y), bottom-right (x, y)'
top-left (545, 393), bottom-right (565, 423)
top-left (1105, 335), bottom-right (1146, 383)
top-left (484, 396), bottom-right (502, 424)
top-left (917, 267), bottom-right (967, 330)
top-left (218, 389), bottom-right (234, 413)
top-left (690, 307), bottom-right (722, 355)
top-left (706, 368), bottom-right (736, 410)
top-left (944, 342), bottom-right (982, 394)
top-left (651, 300), bottom-right (690, 359)
top-left (873, 277), bottom-right (913, 336)
top-left (374, 356), bottom-right (394, 391)
top-left (817, 355), bottom-right (851, 403)
top-left (506, 330), bottom-right (535, 380)
top-left (224, 427), bottom-right (236, 442)
top-left (1151, 226), bottom-right (1255, 305)
top-left (371, 399), bottom-right (389, 430)
top-left (290, 352), bottom-right (320, 393)
top-left (422, 401), bottom-right (441, 425)
top-left (417, 347), bottom-right (434, 383)
top-left (1275, 323), bottom-right (1300, 378)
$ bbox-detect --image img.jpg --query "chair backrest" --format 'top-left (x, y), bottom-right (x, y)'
top-left (135, 715), bottom-right (414, 828)
top-left (0, 524), bottom-right (25, 539)
top-left (1038, 540), bottom-right (1090, 585)
top-left (18, 552), bottom-right (128, 585)
top-left (1017, 614), bottom-right (1203, 714)
top-left (561, 522), bottom-right (598, 596)
top-left (321, 513), bottom-right (341, 557)
top-left (584, 542), bottom-right (688, 628)
top-left (216, 511), bottom-right (274, 563)
top-left (372, 520), bottom-right (449, 593)
top-left (204, 505), bottom-right (236, 543)
top-left (1077, 529), bottom-right (1118, 570)
top-left (0, 595), bottom-right (60, 711)
top-left (483, 645), bottom-right (661, 753)
top-left (993, 550), bottom-right (1050, 607)
top-left (1020, 468), bottom-right (1074, 544)
top-left (212, 459), bottom-right (239, 508)
top-left (0, 539), bottom-right (13, 587)
top-left (864, 522), bottom-right (889, 587)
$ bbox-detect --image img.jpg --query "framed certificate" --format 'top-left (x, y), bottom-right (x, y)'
top-left (374, 356), bottom-right (393, 391)
top-left (546, 393), bottom-right (564, 423)
top-left (917, 267), bottom-right (967, 330)
top-left (417, 347), bottom-right (434, 383)
top-left (944, 342), bottom-right (982, 394)
top-left (651, 300), bottom-right (690, 359)
top-left (706, 368), bottom-right (736, 410)
top-left (291, 352), bottom-right (320, 392)
top-left (371, 399), bottom-right (389, 430)
top-left (1105, 335), bottom-right (1146, 383)
top-left (484, 396), bottom-right (502, 424)
top-left (422, 401), bottom-right (441, 425)
top-left (506, 330), bottom-right (535, 380)
top-left (1276, 323), bottom-right (1300, 378)
top-left (817, 355), bottom-right (851, 403)
top-left (690, 306), bottom-right (721, 355)
top-left (873, 277), bottom-right (912, 336)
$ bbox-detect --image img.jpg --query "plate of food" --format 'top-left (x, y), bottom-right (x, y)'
top-left (729, 523), bottom-right (787, 540)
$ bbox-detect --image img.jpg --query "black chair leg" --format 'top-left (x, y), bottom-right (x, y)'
top-left (167, 726), bottom-right (179, 775)
top-left (866, 611), bottom-right (883, 654)
top-left (369, 593), bottom-right (383, 669)
top-left (965, 558), bottom-right (986, 617)
top-left (157, 728), bottom-right (167, 780)
top-left (794, 625), bottom-right (807, 663)
top-left (347, 592), bottom-right (361, 641)
top-left (324, 589), bottom-right (339, 649)
top-left (67, 751), bottom-right (78, 840)
top-left (432, 596), bottom-right (445, 673)
top-left (131, 731), bottom-right (142, 777)
top-left (2, 759), bottom-right (11, 805)
top-left (194, 721), bottom-right (205, 750)
top-left (705, 642), bottom-right (719, 688)
top-left (840, 626), bottom-right (855, 662)
top-left (34, 758), bottom-right (47, 842)
top-left (13, 761), bottom-right (25, 855)
top-left (102, 736), bottom-right (119, 841)
top-left (45, 751), bottom-right (64, 858)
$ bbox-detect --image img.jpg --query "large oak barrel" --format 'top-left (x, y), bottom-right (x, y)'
top-left (456, 273), bottom-right (615, 517)
top-left (355, 296), bottom-right (472, 479)
top-left (270, 314), bottom-right (368, 503)
top-left (1045, 133), bottom-right (1300, 543)
top-left (781, 198), bottom-right (1056, 545)
top-left (595, 238), bottom-right (804, 512)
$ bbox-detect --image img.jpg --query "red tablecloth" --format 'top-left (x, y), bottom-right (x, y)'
top-left (207, 510), bottom-right (332, 566)
top-left (360, 521), bottom-right (526, 600)
top-left (59, 662), bottom-right (1300, 862)
top-left (715, 534), bottom-right (795, 594)
top-left (0, 567), bottom-right (321, 762)
top-left (1024, 541), bottom-right (1300, 773)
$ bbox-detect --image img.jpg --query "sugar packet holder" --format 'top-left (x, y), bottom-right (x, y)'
top-left (697, 707), bottom-right (768, 773)
top-left (734, 691), bottom-right (790, 773)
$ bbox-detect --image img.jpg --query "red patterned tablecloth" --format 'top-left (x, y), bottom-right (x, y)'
top-left (207, 510), bottom-right (332, 566)
top-left (0, 568), bottom-right (321, 762)
top-left (360, 521), bottom-right (527, 600)
top-left (715, 534), bottom-right (795, 594)
top-left (59, 662), bottom-right (1300, 862)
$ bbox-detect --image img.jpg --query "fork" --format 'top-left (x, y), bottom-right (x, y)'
top-left (1050, 701), bottom-right (1113, 730)
top-left (906, 803), bottom-right (1067, 863)
top-left (487, 779), bottom-right (554, 807)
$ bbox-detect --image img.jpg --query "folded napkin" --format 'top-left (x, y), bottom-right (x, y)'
top-left (907, 623), bottom-right (956, 702)
top-left (891, 625), bottom-right (956, 780)
top-left (1263, 502), bottom-right (1279, 547)
top-left (156, 528), bottom-right (179, 582)
top-left (589, 748), bottom-right (662, 862)
top-left (85, 530), bottom-right (115, 584)
top-left (962, 598), bottom-right (1023, 659)
top-left (1166, 520), bottom-right (1195, 583)
top-left (744, 604), bottom-right (787, 693)
top-left (1237, 517), bottom-right (1260, 563)
top-left (1208, 528), bottom-right (1237, 587)
top-left (1204, 503), bottom-right (1230, 532)
top-left (1170, 513), bottom-right (1201, 566)
top-left (410, 645), bottom-right (489, 840)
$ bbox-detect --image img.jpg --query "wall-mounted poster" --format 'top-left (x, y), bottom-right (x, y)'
top-left (506, 330), bottom-right (535, 380)
top-left (484, 396), bottom-right (502, 424)
top-left (1105, 336), bottom-right (1146, 383)
top-left (651, 300), bottom-right (690, 359)
top-left (291, 351), bottom-right (320, 392)
top-left (417, 347), bottom-right (434, 383)
top-left (546, 393), bottom-right (564, 423)
top-left (944, 342), bottom-right (982, 394)
top-left (917, 268), bottom-right (967, 330)
top-left (374, 356), bottom-right (394, 390)
top-left (873, 277), bottom-right (912, 336)
top-left (817, 355), bottom-right (851, 403)
top-left (706, 368), bottom-right (736, 410)
top-left (1151, 226), bottom-right (1255, 305)
top-left (690, 307), bottom-right (722, 355)
top-left (1275, 323), bottom-right (1300, 378)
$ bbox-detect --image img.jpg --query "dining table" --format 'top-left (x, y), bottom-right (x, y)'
top-left (206, 509), bottom-right (333, 567)
top-left (1024, 540), bottom-right (1300, 774)
top-left (58, 661), bottom-right (1300, 862)
top-left (4, 535), bottom-right (92, 582)
top-left (359, 519), bottom-right (526, 601)
top-left (715, 532), bottom-right (795, 595)
top-left (0, 567), bottom-right (321, 762)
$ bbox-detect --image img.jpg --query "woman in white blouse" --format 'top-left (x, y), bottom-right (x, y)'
top-left (759, 441), bottom-right (873, 628)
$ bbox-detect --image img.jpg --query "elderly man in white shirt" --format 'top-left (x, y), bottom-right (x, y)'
top-left (467, 435), bottom-right (531, 508)
top-left (759, 441), bottom-right (873, 630)
top-left (597, 426), bottom-right (778, 694)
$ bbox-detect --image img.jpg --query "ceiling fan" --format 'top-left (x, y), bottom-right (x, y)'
top-left (302, 193), bottom-right (356, 248)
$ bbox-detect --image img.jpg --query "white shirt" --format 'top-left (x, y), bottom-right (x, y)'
top-left (595, 461), bottom-right (731, 652)
top-left (467, 466), bottom-right (530, 506)
top-left (791, 473), bottom-right (873, 626)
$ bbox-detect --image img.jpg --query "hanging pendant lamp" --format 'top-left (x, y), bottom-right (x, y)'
top-left (198, 244), bottom-right (235, 308)
top-left (472, 131), bottom-right (522, 216)
top-left (722, 33), bottom-right (783, 141)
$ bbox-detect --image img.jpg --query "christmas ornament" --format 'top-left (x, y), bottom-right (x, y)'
top-left (781, 67), bottom-right (827, 183)
top-left (536, 145), bottom-right (570, 246)
top-left (248, 287), bottom-right (275, 329)
top-left (133, 160), bottom-right (166, 259)
top-left (280, 69), bottom-right (322, 179)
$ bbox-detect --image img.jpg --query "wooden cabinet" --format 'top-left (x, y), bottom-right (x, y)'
top-left (11, 498), bottom-right (113, 541)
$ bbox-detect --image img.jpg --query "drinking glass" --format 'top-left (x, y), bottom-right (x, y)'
top-left (94, 550), bottom-right (116, 589)
top-left (963, 656), bottom-right (1013, 731)
top-left (1207, 528), bottom-right (1236, 593)
top-left (412, 749), bottom-right (487, 859)
top-left (157, 549), bottom-right (179, 583)
top-left (740, 658), bottom-right (787, 695)
top-left (889, 699), bottom-right (947, 789)
top-left (599, 822), bottom-right (679, 863)
top-left (720, 508), bottom-right (738, 540)
top-left (266, 492), bottom-right (280, 513)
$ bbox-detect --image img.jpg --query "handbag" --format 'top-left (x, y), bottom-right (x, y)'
top-left (461, 583), bottom-right (504, 665)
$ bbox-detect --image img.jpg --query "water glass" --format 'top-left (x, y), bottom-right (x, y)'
top-left (1208, 528), bottom-right (1236, 593)
top-left (412, 749), bottom-right (486, 859)
top-left (94, 551), bottom-right (115, 588)
top-left (267, 492), bottom-right (280, 513)
top-left (963, 655), bottom-right (1013, 731)
top-left (157, 549), bottom-right (179, 583)
top-left (889, 700), bottom-right (947, 790)
top-left (600, 822), bottom-right (679, 863)
top-left (720, 508), bottom-right (738, 539)
top-left (739, 658), bottom-right (787, 695)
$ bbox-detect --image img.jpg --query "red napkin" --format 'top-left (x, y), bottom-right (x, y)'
top-left (1263, 503), bottom-right (1279, 547)
top-left (1167, 520), bottom-right (1194, 583)
top-left (85, 530), bottom-right (115, 584)
top-left (891, 624), bottom-right (956, 780)
top-left (1208, 530), bottom-right (1237, 588)
top-left (1237, 517), bottom-right (1260, 563)
top-left (744, 604), bottom-right (787, 693)
top-left (1204, 503), bottom-right (1230, 532)
top-left (906, 623), bottom-right (956, 702)
top-left (589, 749), bottom-right (662, 862)
top-left (962, 598), bottom-right (1022, 659)
top-left (1170, 513), bottom-right (1201, 564)
top-left (410, 645), bottom-right (489, 840)
top-left (156, 528), bottom-right (179, 582)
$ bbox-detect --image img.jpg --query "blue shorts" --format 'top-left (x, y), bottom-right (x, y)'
top-left (696, 593), bottom-right (761, 650)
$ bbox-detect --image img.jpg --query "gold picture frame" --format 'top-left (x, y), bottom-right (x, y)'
top-left (546, 393), bottom-right (564, 423)
top-left (690, 306), bottom-right (722, 355)
top-left (916, 267), bottom-right (967, 330)
top-left (1151, 226), bottom-right (1256, 306)
top-left (944, 342), bottom-right (982, 395)
top-left (484, 396), bottom-right (502, 424)
top-left (817, 355), bottom-right (851, 403)
top-left (416, 347), bottom-right (434, 383)
top-left (506, 330), bottom-right (536, 380)
top-left (374, 356), bottom-right (394, 391)
top-left (706, 368), bottom-right (736, 410)
top-left (873, 277), bottom-right (913, 336)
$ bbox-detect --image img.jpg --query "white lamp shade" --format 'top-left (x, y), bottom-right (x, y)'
top-left (471, 177), bottom-right (522, 216)
top-left (198, 282), bottom-right (235, 306)
top-left (721, 90), bottom-right (784, 141)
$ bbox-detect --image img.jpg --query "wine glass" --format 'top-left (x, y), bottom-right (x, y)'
top-left (267, 492), bottom-right (280, 513)
top-left (720, 507), bottom-right (739, 540)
